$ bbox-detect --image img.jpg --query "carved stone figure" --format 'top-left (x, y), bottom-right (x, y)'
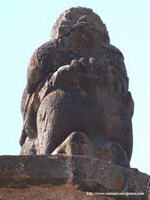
top-left (20, 7), bottom-right (134, 168)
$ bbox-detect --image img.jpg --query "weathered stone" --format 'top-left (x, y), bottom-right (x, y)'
top-left (0, 155), bottom-right (149, 200)
top-left (51, 7), bottom-right (109, 42)
top-left (0, 155), bottom-right (70, 188)
top-left (0, 186), bottom-right (117, 200)
top-left (52, 132), bottom-right (130, 168)
top-left (20, 4), bottom-right (135, 176)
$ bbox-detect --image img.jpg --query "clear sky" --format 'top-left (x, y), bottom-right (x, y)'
top-left (0, 0), bottom-right (149, 174)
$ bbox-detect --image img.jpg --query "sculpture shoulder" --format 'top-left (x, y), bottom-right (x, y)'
top-left (27, 40), bottom-right (59, 93)
top-left (29, 40), bottom-right (58, 70)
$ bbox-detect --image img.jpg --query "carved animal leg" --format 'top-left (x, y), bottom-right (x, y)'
top-left (36, 89), bottom-right (79, 154)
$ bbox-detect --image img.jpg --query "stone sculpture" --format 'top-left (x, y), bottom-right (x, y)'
top-left (20, 7), bottom-right (134, 168)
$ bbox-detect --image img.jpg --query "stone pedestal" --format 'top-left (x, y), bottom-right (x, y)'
top-left (0, 155), bottom-right (149, 200)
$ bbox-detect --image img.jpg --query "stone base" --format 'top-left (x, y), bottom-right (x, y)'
top-left (0, 155), bottom-right (149, 200)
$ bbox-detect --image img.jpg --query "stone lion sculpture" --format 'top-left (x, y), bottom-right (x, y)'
top-left (20, 7), bottom-right (134, 168)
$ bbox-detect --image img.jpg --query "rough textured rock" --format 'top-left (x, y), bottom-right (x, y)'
top-left (0, 155), bottom-right (149, 200)
top-left (52, 132), bottom-right (130, 168)
top-left (20, 7), bottom-right (134, 169)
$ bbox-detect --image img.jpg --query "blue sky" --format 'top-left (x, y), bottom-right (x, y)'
top-left (0, 0), bottom-right (149, 174)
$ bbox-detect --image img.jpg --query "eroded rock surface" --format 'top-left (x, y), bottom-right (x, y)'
top-left (0, 155), bottom-right (149, 200)
top-left (20, 7), bottom-right (134, 169)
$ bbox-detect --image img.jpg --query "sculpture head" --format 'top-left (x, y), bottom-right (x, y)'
top-left (51, 7), bottom-right (110, 43)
